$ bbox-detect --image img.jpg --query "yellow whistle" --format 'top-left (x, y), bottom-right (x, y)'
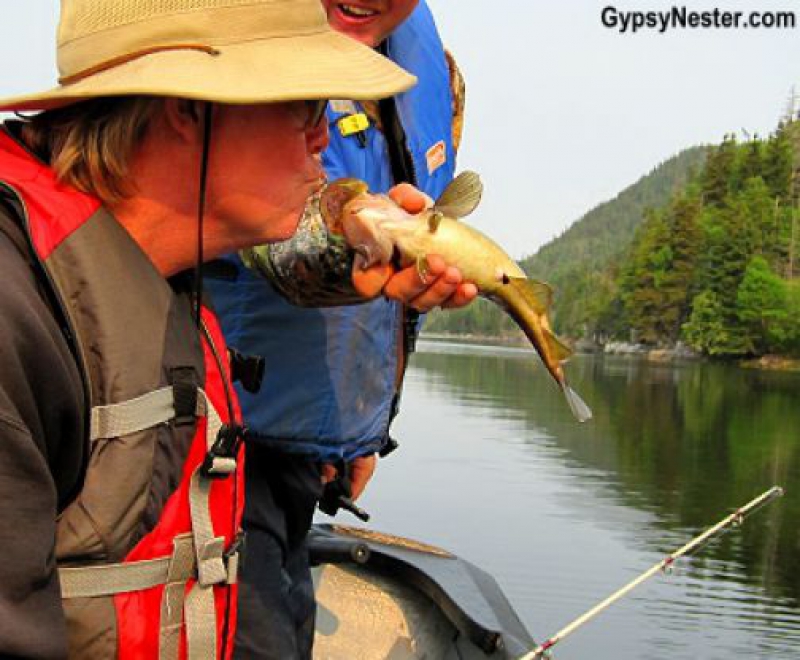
top-left (338, 113), bottom-right (369, 137)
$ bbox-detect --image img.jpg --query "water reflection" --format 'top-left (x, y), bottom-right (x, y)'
top-left (358, 340), bottom-right (800, 659)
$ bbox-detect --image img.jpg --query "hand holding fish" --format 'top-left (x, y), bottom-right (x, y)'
top-left (351, 184), bottom-right (478, 311)
top-left (353, 183), bottom-right (478, 312)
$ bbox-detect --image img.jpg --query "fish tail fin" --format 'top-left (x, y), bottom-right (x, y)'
top-left (561, 382), bottom-right (592, 423)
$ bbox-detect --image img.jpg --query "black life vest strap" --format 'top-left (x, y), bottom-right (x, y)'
top-left (377, 42), bottom-right (417, 188)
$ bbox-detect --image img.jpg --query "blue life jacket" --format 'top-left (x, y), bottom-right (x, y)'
top-left (207, 1), bottom-right (456, 462)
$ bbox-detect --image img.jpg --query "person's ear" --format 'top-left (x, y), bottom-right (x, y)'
top-left (162, 98), bottom-right (205, 144)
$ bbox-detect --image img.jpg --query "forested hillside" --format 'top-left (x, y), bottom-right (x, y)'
top-left (426, 118), bottom-right (800, 358)
top-left (618, 121), bottom-right (800, 356)
top-left (424, 146), bottom-right (708, 338)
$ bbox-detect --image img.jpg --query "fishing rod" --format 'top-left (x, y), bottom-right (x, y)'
top-left (518, 485), bottom-right (785, 660)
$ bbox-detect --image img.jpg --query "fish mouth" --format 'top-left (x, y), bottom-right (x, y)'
top-left (320, 178), bottom-right (369, 234)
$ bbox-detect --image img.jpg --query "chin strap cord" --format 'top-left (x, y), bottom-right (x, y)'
top-left (195, 102), bottom-right (214, 327)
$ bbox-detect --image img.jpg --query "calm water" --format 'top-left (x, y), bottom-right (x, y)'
top-left (347, 339), bottom-right (800, 660)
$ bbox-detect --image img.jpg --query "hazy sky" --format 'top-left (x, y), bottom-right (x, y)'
top-left (1, 1), bottom-right (799, 257)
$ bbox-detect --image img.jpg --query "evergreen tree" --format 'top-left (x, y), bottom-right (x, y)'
top-left (659, 191), bottom-right (703, 340)
top-left (620, 209), bottom-right (680, 344)
top-left (701, 135), bottom-right (738, 207)
top-left (734, 139), bottom-right (764, 188)
top-left (763, 128), bottom-right (793, 199)
top-left (783, 282), bottom-right (800, 355)
top-left (736, 256), bottom-right (788, 354)
top-left (689, 204), bottom-right (752, 355)
top-left (682, 290), bottom-right (730, 355)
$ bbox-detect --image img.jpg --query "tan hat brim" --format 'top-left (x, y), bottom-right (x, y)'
top-left (0, 30), bottom-right (416, 112)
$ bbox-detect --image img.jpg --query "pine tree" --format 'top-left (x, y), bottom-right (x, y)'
top-left (763, 128), bottom-right (793, 199)
top-left (659, 190), bottom-right (703, 340)
top-left (683, 290), bottom-right (730, 355)
top-left (620, 210), bottom-right (671, 343)
top-left (701, 135), bottom-right (738, 207)
top-left (735, 140), bottom-right (764, 189)
top-left (736, 256), bottom-right (788, 354)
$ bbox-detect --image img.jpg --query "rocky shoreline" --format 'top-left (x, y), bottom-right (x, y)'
top-left (420, 332), bottom-right (529, 348)
top-left (421, 333), bottom-right (800, 371)
top-left (598, 340), bottom-right (701, 361)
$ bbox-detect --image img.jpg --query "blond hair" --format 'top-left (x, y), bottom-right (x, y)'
top-left (21, 97), bottom-right (161, 205)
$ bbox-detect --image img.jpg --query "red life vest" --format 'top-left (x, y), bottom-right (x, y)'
top-left (0, 129), bottom-right (244, 660)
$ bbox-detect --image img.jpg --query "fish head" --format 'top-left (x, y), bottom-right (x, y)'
top-left (320, 178), bottom-right (369, 235)
top-left (341, 194), bottom-right (415, 269)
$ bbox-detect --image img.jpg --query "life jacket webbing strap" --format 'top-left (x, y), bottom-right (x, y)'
top-left (159, 534), bottom-right (197, 660)
top-left (90, 385), bottom-right (205, 441)
top-left (181, 390), bottom-right (234, 659)
top-left (185, 581), bottom-right (220, 659)
top-left (192, 389), bottom-right (228, 582)
top-left (189, 470), bottom-right (228, 587)
top-left (59, 539), bottom-right (193, 598)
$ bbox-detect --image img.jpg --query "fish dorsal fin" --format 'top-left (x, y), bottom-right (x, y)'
top-left (543, 327), bottom-right (573, 362)
top-left (435, 171), bottom-right (483, 219)
top-left (508, 277), bottom-right (553, 315)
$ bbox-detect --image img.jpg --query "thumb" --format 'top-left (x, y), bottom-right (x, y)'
top-left (388, 183), bottom-right (432, 214)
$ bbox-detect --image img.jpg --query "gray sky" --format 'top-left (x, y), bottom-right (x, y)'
top-left (2, 1), bottom-right (799, 257)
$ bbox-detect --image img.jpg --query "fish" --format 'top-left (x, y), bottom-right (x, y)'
top-left (339, 171), bottom-right (591, 423)
top-left (241, 172), bottom-right (592, 422)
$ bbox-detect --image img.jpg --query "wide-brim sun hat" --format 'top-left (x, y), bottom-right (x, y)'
top-left (0, 0), bottom-right (417, 112)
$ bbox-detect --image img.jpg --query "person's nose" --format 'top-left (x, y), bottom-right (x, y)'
top-left (306, 119), bottom-right (329, 155)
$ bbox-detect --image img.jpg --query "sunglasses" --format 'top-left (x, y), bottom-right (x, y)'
top-left (305, 99), bottom-right (329, 128)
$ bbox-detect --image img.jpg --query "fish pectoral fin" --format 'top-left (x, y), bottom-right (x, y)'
top-left (428, 211), bottom-right (443, 233)
top-left (508, 277), bottom-right (554, 314)
top-left (561, 382), bottom-right (593, 423)
top-left (415, 255), bottom-right (431, 281)
top-left (543, 327), bottom-right (573, 362)
top-left (435, 171), bottom-right (483, 219)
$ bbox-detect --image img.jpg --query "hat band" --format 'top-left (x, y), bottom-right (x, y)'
top-left (57, 3), bottom-right (327, 81)
top-left (58, 44), bottom-right (221, 86)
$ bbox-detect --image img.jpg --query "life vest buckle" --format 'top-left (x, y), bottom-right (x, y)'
top-left (229, 347), bottom-right (265, 394)
top-left (200, 423), bottom-right (245, 478)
